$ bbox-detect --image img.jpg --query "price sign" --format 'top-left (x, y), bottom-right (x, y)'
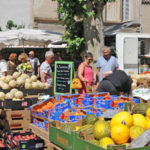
top-left (54, 61), bottom-right (74, 95)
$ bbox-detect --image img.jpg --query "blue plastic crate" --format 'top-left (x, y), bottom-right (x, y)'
top-left (118, 103), bottom-right (125, 109)
top-left (96, 99), bottom-right (113, 109)
top-left (133, 98), bottom-right (140, 104)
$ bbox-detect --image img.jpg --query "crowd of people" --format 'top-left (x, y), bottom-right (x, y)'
top-left (78, 46), bottom-right (132, 96)
top-left (0, 50), bottom-right (54, 87)
top-left (0, 47), bottom-right (132, 95)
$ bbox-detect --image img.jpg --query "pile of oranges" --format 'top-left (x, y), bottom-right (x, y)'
top-left (36, 101), bottom-right (60, 112)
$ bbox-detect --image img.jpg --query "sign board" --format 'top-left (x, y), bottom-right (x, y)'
top-left (54, 61), bottom-right (74, 95)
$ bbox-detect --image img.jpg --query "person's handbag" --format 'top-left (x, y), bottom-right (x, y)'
top-left (71, 75), bottom-right (82, 89)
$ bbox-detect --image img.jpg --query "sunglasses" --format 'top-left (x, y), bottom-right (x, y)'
top-left (88, 59), bottom-right (93, 62)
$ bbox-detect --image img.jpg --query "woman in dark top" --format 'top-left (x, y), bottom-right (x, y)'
top-left (8, 53), bottom-right (17, 75)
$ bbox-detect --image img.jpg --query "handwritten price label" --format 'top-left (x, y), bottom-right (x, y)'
top-left (21, 101), bottom-right (28, 107)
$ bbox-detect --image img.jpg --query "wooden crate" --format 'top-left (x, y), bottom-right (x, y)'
top-left (5, 108), bottom-right (30, 119)
top-left (5, 108), bottom-right (30, 132)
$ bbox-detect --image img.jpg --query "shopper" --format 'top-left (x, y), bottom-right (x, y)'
top-left (17, 53), bottom-right (32, 74)
top-left (40, 50), bottom-right (54, 87)
top-left (96, 46), bottom-right (119, 83)
top-left (0, 52), bottom-right (8, 77)
top-left (54, 52), bottom-right (62, 61)
top-left (97, 70), bottom-right (132, 95)
top-left (78, 52), bottom-right (94, 96)
top-left (28, 51), bottom-right (40, 78)
top-left (8, 53), bottom-right (17, 75)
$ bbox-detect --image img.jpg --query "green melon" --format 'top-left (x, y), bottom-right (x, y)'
top-left (130, 125), bottom-right (145, 139)
top-left (132, 103), bottom-right (149, 115)
top-left (61, 123), bottom-right (76, 134)
top-left (88, 139), bottom-right (99, 146)
top-left (82, 114), bottom-right (98, 125)
top-left (94, 120), bottom-right (110, 140)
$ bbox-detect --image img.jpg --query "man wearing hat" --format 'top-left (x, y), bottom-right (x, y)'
top-left (29, 51), bottom-right (40, 78)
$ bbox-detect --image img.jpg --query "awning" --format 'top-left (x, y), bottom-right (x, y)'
top-left (0, 29), bottom-right (63, 49)
top-left (104, 20), bottom-right (136, 36)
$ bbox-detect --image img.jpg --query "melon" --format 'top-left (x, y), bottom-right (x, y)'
top-left (5, 92), bottom-right (13, 99)
top-left (25, 83), bottom-right (32, 89)
top-left (9, 80), bottom-right (17, 88)
top-left (5, 75), bottom-right (13, 83)
top-left (31, 75), bottom-right (37, 82)
top-left (0, 92), bottom-right (5, 100)
top-left (110, 111), bottom-right (133, 128)
top-left (130, 125), bottom-right (145, 139)
top-left (94, 120), bottom-right (110, 140)
top-left (133, 114), bottom-right (147, 129)
top-left (17, 77), bottom-right (25, 86)
top-left (61, 123), bottom-right (76, 134)
top-left (99, 137), bottom-right (114, 149)
top-left (32, 82), bottom-right (39, 89)
top-left (44, 83), bottom-right (49, 89)
top-left (14, 91), bottom-right (23, 99)
top-left (10, 88), bottom-right (18, 96)
top-left (88, 139), bottom-right (99, 146)
top-left (146, 107), bottom-right (150, 119)
top-left (146, 120), bottom-right (150, 129)
top-left (111, 124), bottom-right (129, 144)
top-left (82, 114), bottom-right (98, 125)
top-left (13, 72), bottom-right (20, 79)
top-left (2, 84), bottom-right (10, 90)
top-left (132, 104), bottom-right (149, 115)
top-left (20, 74), bottom-right (29, 80)
top-left (25, 78), bottom-right (32, 84)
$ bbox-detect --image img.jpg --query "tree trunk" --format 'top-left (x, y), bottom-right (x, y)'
top-left (83, 0), bottom-right (106, 58)
top-left (96, 1), bottom-right (105, 56)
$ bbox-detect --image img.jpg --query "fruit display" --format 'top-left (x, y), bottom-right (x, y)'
top-left (6, 132), bottom-right (44, 150)
top-left (0, 89), bottom-right (24, 101)
top-left (131, 72), bottom-right (150, 89)
top-left (61, 123), bottom-right (76, 134)
top-left (0, 139), bottom-right (6, 149)
top-left (17, 63), bottom-right (32, 73)
top-left (0, 72), bottom-right (49, 90)
top-left (50, 106), bottom-right (150, 150)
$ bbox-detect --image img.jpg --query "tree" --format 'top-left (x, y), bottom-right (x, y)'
top-left (6, 20), bottom-right (25, 30)
top-left (53, 0), bottom-right (115, 58)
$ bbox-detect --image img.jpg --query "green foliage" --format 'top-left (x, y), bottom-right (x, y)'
top-left (6, 20), bottom-right (17, 30)
top-left (53, 0), bottom-right (115, 56)
top-left (0, 27), bottom-right (2, 31)
top-left (6, 20), bottom-right (25, 30)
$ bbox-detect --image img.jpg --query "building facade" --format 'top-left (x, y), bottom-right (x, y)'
top-left (0, 0), bottom-right (150, 33)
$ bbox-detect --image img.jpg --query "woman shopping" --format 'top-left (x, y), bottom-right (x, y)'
top-left (17, 53), bottom-right (33, 75)
top-left (8, 53), bottom-right (17, 75)
top-left (78, 52), bottom-right (94, 96)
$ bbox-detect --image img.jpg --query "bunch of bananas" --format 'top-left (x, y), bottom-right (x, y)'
top-left (17, 63), bottom-right (32, 73)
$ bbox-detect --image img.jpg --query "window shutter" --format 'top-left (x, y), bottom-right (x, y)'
top-left (122, 0), bottom-right (131, 21)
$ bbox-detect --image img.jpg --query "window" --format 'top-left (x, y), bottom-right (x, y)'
top-left (122, 0), bottom-right (131, 21)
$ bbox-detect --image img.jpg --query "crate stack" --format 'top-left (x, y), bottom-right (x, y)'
top-left (5, 108), bottom-right (30, 133)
